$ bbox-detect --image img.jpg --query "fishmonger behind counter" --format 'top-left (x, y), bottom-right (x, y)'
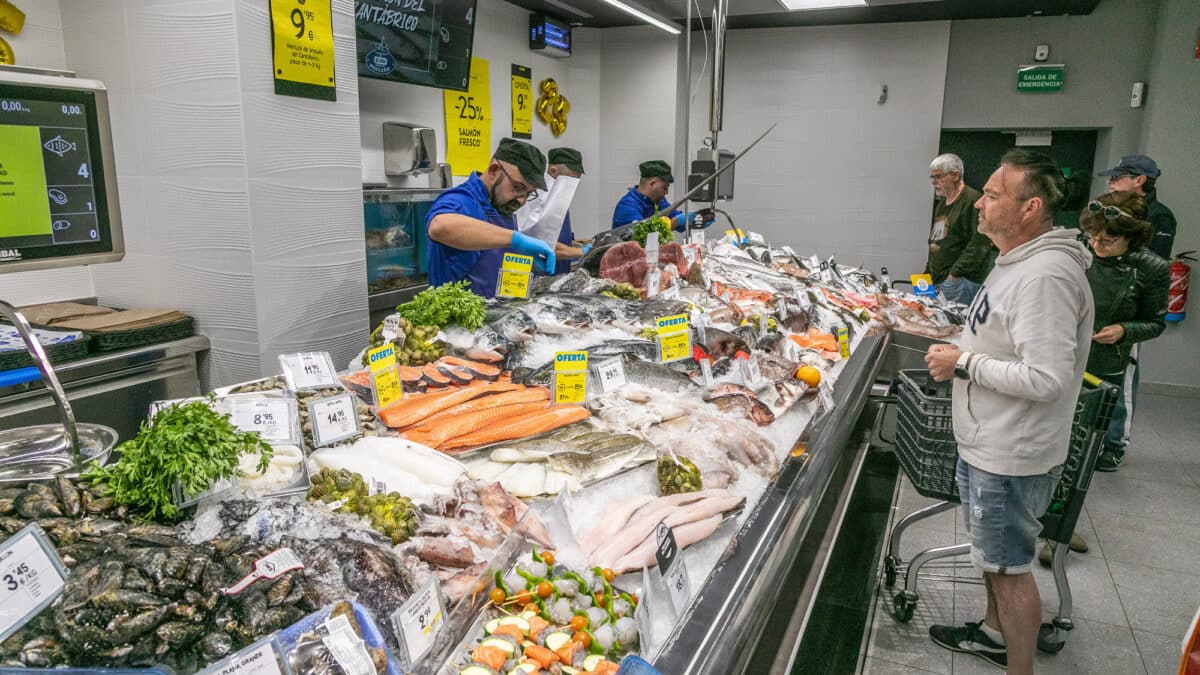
top-left (612, 160), bottom-right (714, 231)
top-left (425, 138), bottom-right (557, 297)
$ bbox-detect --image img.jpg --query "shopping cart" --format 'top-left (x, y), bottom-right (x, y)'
top-left (881, 369), bottom-right (1118, 653)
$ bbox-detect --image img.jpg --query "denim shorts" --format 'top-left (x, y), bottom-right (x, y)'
top-left (956, 457), bottom-right (1063, 575)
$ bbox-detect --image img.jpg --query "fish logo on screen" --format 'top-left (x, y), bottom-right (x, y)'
top-left (365, 39), bottom-right (396, 76)
top-left (48, 189), bottom-right (68, 205)
top-left (52, 220), bottom-right (72, 231)
top-left (43, 135), bottom-right (76, 157)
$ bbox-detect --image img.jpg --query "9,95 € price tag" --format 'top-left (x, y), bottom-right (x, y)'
top-left (594, 357), bottom-right (627, 393)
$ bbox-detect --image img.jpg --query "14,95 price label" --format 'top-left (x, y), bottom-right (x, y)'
top-left (0, 524), bottom-right (68, 642)
top-left (279, 352), bottom-right (340, 390)
top-left (309, 393), bottom-right (360, 448)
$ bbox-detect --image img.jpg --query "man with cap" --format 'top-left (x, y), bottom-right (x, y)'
top-left (426, 138), bottom-right (556, 297)
top-left (1100, 154), bottom-right (1176, 259)
top-left (546, 147), bottom-right (587, 275)
top-left (611, 160), bottom-right (711, 231)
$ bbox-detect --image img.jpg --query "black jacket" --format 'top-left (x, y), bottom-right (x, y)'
top-left (1145, 190), bottom-right (1177, 260)
top-left (1085, 248), bottom-right (1169, 377)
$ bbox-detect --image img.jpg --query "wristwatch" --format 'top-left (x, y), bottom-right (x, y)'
top-left (954, 352), bottom-right (974, 380)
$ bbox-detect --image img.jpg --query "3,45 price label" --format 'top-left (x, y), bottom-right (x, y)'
top-left (0, 524), bottom-right (67, 642)
top-left (392, 579), bottom-right (445, 668)
top-left (309, 393), bottom-right (360, 447)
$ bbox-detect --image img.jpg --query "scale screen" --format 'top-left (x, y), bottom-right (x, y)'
top-left (0, 70), bottom-right (123, 273)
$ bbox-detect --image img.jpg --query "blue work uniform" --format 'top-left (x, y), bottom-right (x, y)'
top-left (425, 173), bottom-right (515, 298)
top-left (611, 187), bottom-right (682, 230)
top-left (553, 213), bottom-right (575, 276)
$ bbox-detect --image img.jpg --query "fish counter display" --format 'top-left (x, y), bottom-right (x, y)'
top-left (0, 234), bottom-right (963, 674)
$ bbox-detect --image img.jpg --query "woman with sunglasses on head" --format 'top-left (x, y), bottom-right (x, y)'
top-left (1039, 191), bottom-right (1168, 565)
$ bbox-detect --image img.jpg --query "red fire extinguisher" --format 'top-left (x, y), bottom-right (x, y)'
top-left (1167, 251), bottom-right (1197, 323)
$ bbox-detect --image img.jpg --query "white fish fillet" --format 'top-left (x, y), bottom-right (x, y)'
top-left (611, 514), bottom-right (725, 573)
top-left (587, 490), bottom-right (740, 565)
top-left (309, 437), bottom-right (466, 504)
top-left (465, 458), bottom-right (513, 481)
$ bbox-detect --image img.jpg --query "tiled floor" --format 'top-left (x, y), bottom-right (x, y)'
top-left (861, 392), bottom-right (1200, 674)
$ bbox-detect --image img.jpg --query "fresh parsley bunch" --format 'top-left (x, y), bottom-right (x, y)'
top-left (83, 399), bottom-right (272, 520)
top-left (397, 280), bottom-right (487, 330)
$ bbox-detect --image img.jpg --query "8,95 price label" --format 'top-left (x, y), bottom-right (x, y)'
top-left (228, 397), bottom-right (299, 445)
top-left (392, 579), bottom-right (445, 668)
top-left (309, 393), bottom-right (360, 447)
top-left (0, 524), bottom-right (68, 642)
top-left (279, 352), bottom-right (340, 391)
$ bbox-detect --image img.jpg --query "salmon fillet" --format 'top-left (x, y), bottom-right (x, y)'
top-left (403, 401), bottom-right (552, 449)
top-left (440, 406), bottom-right (592, 452)
top-left (438, 356), bottom-right (501, 380)
top-left (410, 387), bottom-right (550, 430)
top-left (378, 382), bottom-right (521, 429)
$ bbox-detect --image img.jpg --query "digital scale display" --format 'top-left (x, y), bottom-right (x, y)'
top-left (0, 74), bottom-right (120, 272)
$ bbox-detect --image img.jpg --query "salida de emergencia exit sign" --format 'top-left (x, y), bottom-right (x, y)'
top-left (1017, 65), bottom-right (1065, 92)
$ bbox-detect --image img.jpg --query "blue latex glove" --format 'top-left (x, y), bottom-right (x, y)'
top-left (510, 231), bottom-right (556, 274)
top-left (581, 243), bottom-right (593, 255)
top-left (674, 213), bottom-right (692, 233)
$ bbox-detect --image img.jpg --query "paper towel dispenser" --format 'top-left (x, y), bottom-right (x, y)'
top-left (383, 123), bottom-right (436, 176)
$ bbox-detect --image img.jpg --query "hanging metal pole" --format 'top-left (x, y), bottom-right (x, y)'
top-left (709, 0), bottom-right (728, 215)
top-left (683, 0), bottom-right (692, 244)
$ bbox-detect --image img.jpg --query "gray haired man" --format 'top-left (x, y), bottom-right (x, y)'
top-left (926, 153), bottom-right (995, 304)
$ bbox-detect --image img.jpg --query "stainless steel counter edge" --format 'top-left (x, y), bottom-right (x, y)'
top-left (0, 335), bottom-right (211, 394)
top-left (651, 331), bottom-right (890, 674)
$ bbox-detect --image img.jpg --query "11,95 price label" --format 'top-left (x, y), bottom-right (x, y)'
top-left (392, 579), bottom-right (445, 668)
top-left (279, 352), bottom-right (340, 391)
top-left (309, 393), bottom-right (360, 447)
top-left (0, 524), bottom-right (68, 642)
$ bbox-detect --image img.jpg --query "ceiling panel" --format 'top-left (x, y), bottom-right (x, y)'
top-left (507, 0), bottom-right (1101, 29)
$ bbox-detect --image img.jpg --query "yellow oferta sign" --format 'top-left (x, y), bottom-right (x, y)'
top-left (270, 0), bottom-right (336, 101)
top-left (511, 64), bottom-right (532, 139)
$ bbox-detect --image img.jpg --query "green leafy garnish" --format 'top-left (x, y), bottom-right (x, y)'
top-left (83, 399), bottom-right (272, 520)
top-left (632, 216), bottom-right (673, 248)
top-left (396, 280), bottom-right (487, 330)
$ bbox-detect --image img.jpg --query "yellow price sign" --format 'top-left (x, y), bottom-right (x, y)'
top-left (837, 326), bottom-right (850, 359)
top-left (444, 57), bottom-right (491, 175)
top-left (554, 351), bottom-right (588, 371)
top-left (511, 64), bottom-right (533, 139)
top-left (502, 253), bottom-right (534, 272)
top-left (269, 0), bottom-right (336, 101)
top-left (657, 330), bottom-right (692, 364)
top-left (656, 313), bottom-right (690, 334)
top-left (497, 252), bottom-right (533, 299)
top-left (372, 367), bottom-right (403, 410)
top-left (367, 343), bottom-right (397, 374)
top-left (552, 371), bottom-right (587, 404)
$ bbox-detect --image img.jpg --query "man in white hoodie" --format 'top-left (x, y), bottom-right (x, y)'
top-left (924, 149), bottom-right (1093, 674)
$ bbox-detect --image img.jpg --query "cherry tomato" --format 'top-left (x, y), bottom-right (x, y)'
top-left (537, 581), bottom-right (554, 598)
top-left (629, 593), bottom-right (638, 606)
top-left (569, 615), bottom-right (588, 631)
top-left (513, 590), bottom-right (533, 605)
top-left (489, 588), bottom-right (506, 605)
top-left (594, 592), bottom-right (607, 606)
top-left (602, 568), bottom-right (615, 583)
top-left (540, 551), bottom-right (555, 566)
top-left (572, 631), bottom-right (591, 648)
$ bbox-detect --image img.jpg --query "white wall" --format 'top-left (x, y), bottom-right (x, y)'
top-left (597, 26), bottom-right (680, 232)
top-left (1137, 0), bottom-right (1200, 392)
top-left (0, 0), bottom-right (95, 306)
top-left (357, 1), bottom-right (606, 237)
top-left (59, 0), bottom-right (366, 387)
top-left (684, 21), bottom-right (951, 277)
top-left (941, 0), bottom-right (1158, 198)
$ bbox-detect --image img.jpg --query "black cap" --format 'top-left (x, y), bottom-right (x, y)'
top-left (639, 160), bottom-right (674, 183)
top-left (1099, 154), bottom-right (1160, 178)
top-left (493, 137), bottom-right (548, 190)
top-left (548, 147), bottom-right (585, 174)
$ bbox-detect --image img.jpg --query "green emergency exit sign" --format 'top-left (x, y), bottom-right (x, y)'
top-left (1017, 65), bottom-right (1065, 92)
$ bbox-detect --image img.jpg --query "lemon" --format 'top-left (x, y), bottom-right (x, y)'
top-left (796, 365), bottom-right (821, 387)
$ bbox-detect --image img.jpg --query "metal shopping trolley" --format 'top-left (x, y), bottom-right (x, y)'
top-left (881, 369), bottom-right (1118, 653)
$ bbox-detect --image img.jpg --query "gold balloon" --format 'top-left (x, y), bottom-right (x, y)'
top-left (536, 78), bottom-right (570, 138)
top-left (0, 35), bottom-right (13, 65)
